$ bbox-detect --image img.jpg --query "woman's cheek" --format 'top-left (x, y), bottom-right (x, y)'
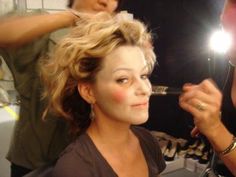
top-left (111, 89), bottom-right (128, 103)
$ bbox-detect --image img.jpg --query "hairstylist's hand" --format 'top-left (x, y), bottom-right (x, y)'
top-left (179, 79), bottom-right (222, 138)
top-left (66, 8), bottom-right (107, 26)
top-left (56, 10), bottom-right (82, 27)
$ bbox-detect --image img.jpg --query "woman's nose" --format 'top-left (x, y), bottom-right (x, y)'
top-left (135, 79), bottom-right (151, 96)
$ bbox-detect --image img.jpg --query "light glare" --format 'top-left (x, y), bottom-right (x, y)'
top-left (209, 30), bottom-right (232, 53)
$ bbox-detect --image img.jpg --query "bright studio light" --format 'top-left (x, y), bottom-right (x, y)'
top-left (209, 30), bottom-right (232, 53)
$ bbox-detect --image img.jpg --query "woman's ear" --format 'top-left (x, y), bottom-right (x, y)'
top-left (77, 83), bottom-right (96, 104)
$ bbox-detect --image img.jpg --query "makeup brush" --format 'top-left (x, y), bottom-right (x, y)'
top-left (152, 85), bottom-right (182, 96)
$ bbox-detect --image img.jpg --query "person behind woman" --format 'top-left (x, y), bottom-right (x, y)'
top-left (0, 1), bottom-right (121, 176)
top-left (40, 12), bottom-right (166, 177)
top-left (179, 1), bottom-right (236, 176)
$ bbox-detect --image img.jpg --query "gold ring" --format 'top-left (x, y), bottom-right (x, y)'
top-left (195, 102), bottom-right (206, 111)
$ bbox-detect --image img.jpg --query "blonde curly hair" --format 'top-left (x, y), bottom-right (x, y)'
top-left (40, 12), bottom-right (156, 135)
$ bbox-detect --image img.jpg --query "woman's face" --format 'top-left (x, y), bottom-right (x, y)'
top-left (91, 45), bottom-right (152, 125)
top-left (73, 0), bottom-right (119, 14)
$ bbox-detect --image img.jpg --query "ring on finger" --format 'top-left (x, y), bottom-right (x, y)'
top-left (195, 102), bottom-right (206, 111)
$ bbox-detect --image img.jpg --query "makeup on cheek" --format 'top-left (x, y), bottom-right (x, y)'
top-left (111, 89), bottom-right (127, 103)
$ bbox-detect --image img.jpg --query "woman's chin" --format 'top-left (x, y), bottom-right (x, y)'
top-left (131, 116), bottom-right (149, 125)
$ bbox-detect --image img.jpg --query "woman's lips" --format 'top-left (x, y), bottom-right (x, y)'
top-left (131, 102), bottom-right (149, 109)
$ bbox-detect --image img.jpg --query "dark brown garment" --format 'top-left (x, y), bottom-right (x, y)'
top-left (53, 126), bottom-right (166, 177)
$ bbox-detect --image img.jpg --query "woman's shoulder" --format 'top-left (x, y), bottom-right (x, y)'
top-left (58, 133), bottom-right (96, 160)
top-left (52, 133), bottom-right (95, 177)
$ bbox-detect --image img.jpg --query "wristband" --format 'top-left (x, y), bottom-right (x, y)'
top-left (218, 136), bottom-right (236, 156)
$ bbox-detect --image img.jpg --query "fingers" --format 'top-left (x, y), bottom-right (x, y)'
top-left (179, 79), bottom-right (222, 136)
top-left (180, 79), bottom-right (222, 109)
top-left (200, 79), bottom-right (221, 98)
top-left (191, 126), bottom-right (200, 137)
top-left (179, 88), bottom-right (211, 114)
top-left (179, 96), bottom-right (208, 120)
top-left (183, 79), bottom-right (219, 96)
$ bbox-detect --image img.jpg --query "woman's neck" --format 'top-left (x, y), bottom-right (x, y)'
top-left (87, 119), bottom-right (134, 149)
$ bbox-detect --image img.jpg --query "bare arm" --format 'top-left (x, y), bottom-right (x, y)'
top-left (179, 79), bottom-right (236, 176)
top-left (207, 123), bottom-right (236, 176)
top-left (206, 1), bottom-right (236, 174)
top-left (178, 0), bottom-right (236, 175)
top-left (0, 11), bottom-right (77, 48)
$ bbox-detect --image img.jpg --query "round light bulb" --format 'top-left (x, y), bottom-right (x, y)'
top-left (209, 30), bottom-right (232, 53)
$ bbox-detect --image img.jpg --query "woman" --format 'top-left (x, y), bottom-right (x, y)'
top-left (40, 12), bottom-right (166, 177)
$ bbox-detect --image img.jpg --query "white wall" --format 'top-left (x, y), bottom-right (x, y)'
top-left (0, 0), bottom-right (15, 15)
top-left (26, 0), bottom-right (67, 11)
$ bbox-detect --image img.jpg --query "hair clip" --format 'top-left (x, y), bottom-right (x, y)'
top-left (115, 11), bottom-right (133, 22)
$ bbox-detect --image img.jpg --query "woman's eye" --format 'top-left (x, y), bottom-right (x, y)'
top-left (141, 74), bottom-right (150, 80)
top-left (116, 78), bottom-right (129, 84)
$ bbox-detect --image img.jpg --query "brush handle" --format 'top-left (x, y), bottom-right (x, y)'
top-left (152, 85), bottom-right (182, 95)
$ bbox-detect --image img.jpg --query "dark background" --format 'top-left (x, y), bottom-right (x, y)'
top-left (121, 0), bottom-right (226, 139)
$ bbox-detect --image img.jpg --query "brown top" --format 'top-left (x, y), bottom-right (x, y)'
top-left (52, 126), bottom-right (166, 177)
